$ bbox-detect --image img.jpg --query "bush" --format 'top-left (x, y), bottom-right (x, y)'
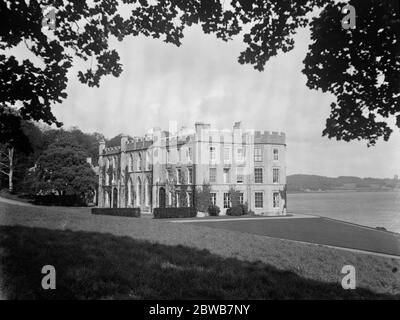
top-left (239, 203), bottom-right (249, 215)
top-left (91, 208), bottom-right (140, 217)
top-left (208, 205), bottom-right (220, 216)
top-left (33, 194), bottom-right (86, 206)
top-left (195, 184), bottom-right (211, 212)
top-left (153, 207), bottom-right (197, 219)
top-left (226, 206), bottom-right (243, 216)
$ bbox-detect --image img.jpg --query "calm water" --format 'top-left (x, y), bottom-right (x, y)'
top-left (288, 191), bottom-right (400, 234)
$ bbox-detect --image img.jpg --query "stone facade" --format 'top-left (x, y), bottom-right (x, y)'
top-left (98, 122), bottom-right (287, 216)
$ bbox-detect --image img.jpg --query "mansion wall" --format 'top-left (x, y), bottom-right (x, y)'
top-left (98, 122), bottom-right (287, 216)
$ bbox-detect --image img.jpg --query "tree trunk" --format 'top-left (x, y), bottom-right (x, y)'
top-left (8, 147), bottom-right (14, 193)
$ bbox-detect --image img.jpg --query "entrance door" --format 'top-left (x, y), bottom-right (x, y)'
top-left (159, 187), bottom-right (166, 208)
top-left (112, 188), bottom-right (118, 208)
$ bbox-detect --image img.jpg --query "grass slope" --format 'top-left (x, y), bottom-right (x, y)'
top-left (1, 200), bottom-right (400, 297)
top-left (0, 225), bottom-right (398, 300)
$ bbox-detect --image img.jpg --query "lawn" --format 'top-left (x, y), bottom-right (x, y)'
top-left (0, 225), bottom-right (399, 300)
top-left (1, 199), bottom-right (400, 299)
top-left (0, 189), bottom-right (33, 204)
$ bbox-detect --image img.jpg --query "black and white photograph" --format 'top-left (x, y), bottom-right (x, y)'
top-left (0, 0), bottom-right (399, 308)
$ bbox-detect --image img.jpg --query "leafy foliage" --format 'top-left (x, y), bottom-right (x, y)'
top-left (226, 206), bottom-right (243, 216)
top-left (106, 134), bottom-right (133, 148)
top-left (207, 204), bottom-right (220, 216)
top-left (228, 186), bottom-right (241, 207)
top-left (0, 107), bottom-right (31, 152)
top-left (195, 183), bottom-right (211, 212)
top-left (41, 127), bottom-right (104, 162)
top-left (32, 137), bottom-right (97, 197)
top-left (1, 0), bottom-right (399, 144)
top-left (0, 108), bottom-right (34, 192)
top-left (303, 0), bottom-right (400, 145)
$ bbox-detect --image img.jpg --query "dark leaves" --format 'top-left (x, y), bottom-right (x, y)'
top-left (303, 0), bottom-right (400, 145)
top-left (1, 0), bottom-right (399, 145)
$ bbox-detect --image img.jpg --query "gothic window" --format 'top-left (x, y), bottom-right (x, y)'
top-left (136, 177), bottom-right (142, 206)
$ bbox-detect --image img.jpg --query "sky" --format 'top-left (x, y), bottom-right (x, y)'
top-left (34, 25), bottom-right (400, 178)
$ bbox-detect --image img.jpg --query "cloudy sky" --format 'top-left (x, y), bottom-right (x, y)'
top-left (50, 25), bottom-right (399, 178)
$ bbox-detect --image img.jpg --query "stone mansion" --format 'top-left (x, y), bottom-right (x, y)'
top-left (98, 122), bottom-right (287, 216)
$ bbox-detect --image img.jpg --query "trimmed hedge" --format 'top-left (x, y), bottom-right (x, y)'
top-left (33, 195), bottom-right (86, 206)
top-left (208, 205), bottom-right (220, 216)
top-left (153, 207), bottom-right (197, 219)
top-left (226, 206), bottom-right (243, 216)
top-left (91, 208), bottom-right (141, 218)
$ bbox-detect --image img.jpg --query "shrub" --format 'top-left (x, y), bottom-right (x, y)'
top-left (153, 207), bottom-right (197, 219)
top-left (239, 203), bottom-right (249, 215)
top-left (195, 184), bottom-right (211, 212)
top-left (91, 208), bottom-right (140, 217)
top-left (208, 205), bottom-right (220, 216)
top-left (226, 206), bottom-right (243, 216)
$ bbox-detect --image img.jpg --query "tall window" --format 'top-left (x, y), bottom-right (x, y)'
top-left (210, 145), bottom-right (216, 161)
top-left (254, 147), bottom-right (262, 162)
top-left (209, 168), bottom-right (217, 183)
top-left (188, 147), bottom-right (193, 162)
top-left (144, 177), bottom-right (151, 206)
top-left (254, 168), bottom-right (263, 183)
top-left (176, 168), bottom-right (182, 184)
top-left (236, 167), bottom-right (244, 183)
top-left (136, 177), bottom-right (142, 206)
top-left (176, 193), bottom-right (180, 207)
top-left (223, 168), bottom-right (230, 183)
top-left (211, 193), bottom-right (217, 205)
top-left (137, 153), bottom-right (142, 171)
top-left (273, 168), bottom-right (280, 183)
top-left (273, 148), bottom-right (279, 161)
top-left (168, 192), bottom-right (172, 206)
top-left (127, 179), bottom-right (132, 205)
top-left (255, 192), bottom-right (263, 208)
top-left (224, 147), bottom-right (231, 162)
top-left (129, 154), bottom-right (134, 171)
top-left (239, 193), bottom-right (244, 205)
top-left (167, 169), bottom-right (172, 182)
top-left (273, 192), bottom-right (280, 208)
top-left (188, 168), bottom-right (193, 184)
top-left (223, 193), bottom-right (231, 208)
top-left (108, 172), bottom-right (112, 185)
top-left (187, 192), bottom-right (192, 207)
top-left (145, 150), bottom-right (151, 170)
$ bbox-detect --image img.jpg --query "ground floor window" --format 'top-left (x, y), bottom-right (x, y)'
top-left (239, 192), bottom-right (244, 205)
top-left (211, 192), bottom-right (217, 206)
top-left (168, 192), bottom-right (172, 206)
top-left (176, 193), bottom-right (180, 207)
top-left (255, 192), bottom-right (263, 208)
top-left (187, 192), bottom-right (192, 207)
top-left (273, 192), bottom-right (280, 208)
top-left (223, 193), bottom-right (231, 208)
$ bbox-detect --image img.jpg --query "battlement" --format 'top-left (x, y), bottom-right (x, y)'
top-left (103, 146), bottom-right (121, 155)
top-left (254, 131), bottom-right (286, 145)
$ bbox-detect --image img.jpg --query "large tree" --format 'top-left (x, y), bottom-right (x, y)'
top-left (1, 0), bottom-right (399, 145)
top-left (41, 127), bottom-right (105, 162)
top-left (32, 138), bottom-right (97, 198)
top-left (0, 107), bottom-right (32, 192)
